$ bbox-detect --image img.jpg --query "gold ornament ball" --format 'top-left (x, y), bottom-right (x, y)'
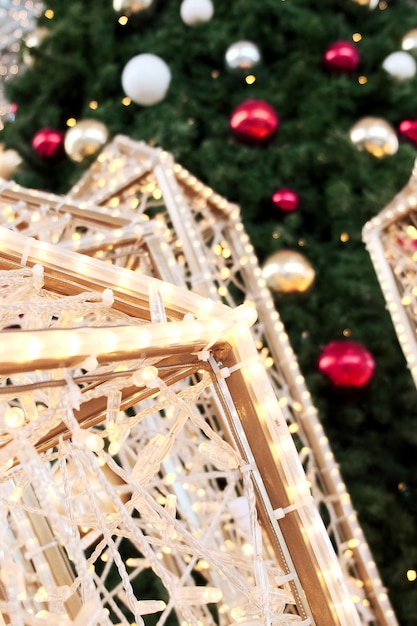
top-left (402, 29), bottom-right (417, 54)
top-left (0, 144), bottom-right (22, 180)
top-left (351, 0), bottom-right (379, 7)
top-left (262, 250), bottom-right (315, 294)
top-left (64, 120), bottom-right (109, 163)
top-left (113, 0), bottom-right (154, 14)
top-left (349, 117), bottom-right (398, 158)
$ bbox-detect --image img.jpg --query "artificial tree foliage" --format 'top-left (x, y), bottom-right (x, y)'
top-left (2, 0), bottom-right (417, 624)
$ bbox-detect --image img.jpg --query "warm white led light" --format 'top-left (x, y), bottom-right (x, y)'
top-left (4, 406), bottom-right (25, 428)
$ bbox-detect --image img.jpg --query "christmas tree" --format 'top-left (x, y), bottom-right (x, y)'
top-left (1, 0), bottom-right (417, 624)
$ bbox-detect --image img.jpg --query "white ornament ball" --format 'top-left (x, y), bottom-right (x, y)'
top-left (382, 51), bottom-right (416, 80)
top-left (180, 0), bottom-right (214, 26)
top-left (121, 53), bottom-right (171, 106)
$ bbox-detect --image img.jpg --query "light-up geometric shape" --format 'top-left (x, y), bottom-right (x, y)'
top-left (363, 158), bottom-right (417, 388)
top-left (0, 227), bottom-right (361, 626)
top-left (64, 135), bottom-right (397, 626)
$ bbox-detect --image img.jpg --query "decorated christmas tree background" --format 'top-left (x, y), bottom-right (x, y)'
top-left (1, 0), bottom-right (417, 624)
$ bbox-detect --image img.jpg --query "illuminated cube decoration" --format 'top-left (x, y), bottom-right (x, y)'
top-left (0, 228), bottom-right (359, 626)
top-left (363, 158), bottom-right (417, 389)
top-left (69, 136), bottom-right (395, 626)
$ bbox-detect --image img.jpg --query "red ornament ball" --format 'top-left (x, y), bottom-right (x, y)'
top-left (399, 119), bottom-right (417, 145)
top-left (318, 340), bottom-right (375, 388)
top-left (323, 41), bottom-right (360, 73)
top-left (272, 188), bottom-right (299, 212)
top-left (32, 128), bottom-right (65, 160)
top-left (230, 99), bottom-right (279, 144)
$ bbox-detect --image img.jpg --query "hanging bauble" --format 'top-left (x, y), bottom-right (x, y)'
top-left (180, 0), bottom-right (214, 25)
top-left (230, 99), bottom-right (279, 145)
top-left (271, 188), bottom-right (299, 212)
top-left (0, 144), bottom-right (22, 180)
top-left (113, 0), bottom-right (155, 15)
top-left (32, 128), bottom-right (65, 161)
top-left (64, 120), bottom-right (109, 163)
top-left (22, 26), bottom-right (50, 66)
top-left (121, 53), bottom-right (171, 106)
top-left (225, 41), bottom-right (261, 72)
top-left (382, 51), bottom-right (416, 80)
top-left (261, 250), bottom-right (315, 294)
top-left (323, 41), bottom-right (360, 73)
top-left (402, 29), bottom-right (417, 54)
top-left (399, 120), bottom-right (417, 145)
top-left (318, 340), bottom-right (375, 388)
top-left (349, 117), bottom-right (398, 158)
top-left (351, 0), bottom-right (378, 7)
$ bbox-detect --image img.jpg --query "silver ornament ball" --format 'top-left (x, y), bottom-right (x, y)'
top-left (225, 40), bottom-right (261, 72)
